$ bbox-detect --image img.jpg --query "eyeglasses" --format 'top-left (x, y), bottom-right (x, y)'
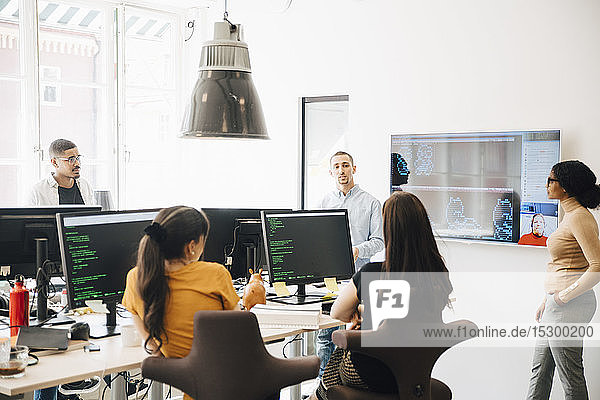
top-left (55, 155), bottom-right (83, 165)
top-left (547, 177), bottom-right (559, 186)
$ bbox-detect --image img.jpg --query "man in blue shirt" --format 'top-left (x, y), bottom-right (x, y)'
top-left (319, 151), bottom-right (384, 270)
top-left (316, 151), bottom-right (384, 376)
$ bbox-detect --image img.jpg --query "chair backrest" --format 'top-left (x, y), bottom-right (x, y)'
top-left (331, 319), bottom-right (477, 400)
top-left (141, 310), bottom-right (320, 400)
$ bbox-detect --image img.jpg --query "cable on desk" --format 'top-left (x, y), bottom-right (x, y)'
top-left (139, 379), bottom-right (153, 400)
top-left (101, 372), bottom-right (122, 400)
top-left (3, 275), bottom-right (14, 288)
top-left (166, 385), bottom-right (172, 400)
top-left (34, 304), bottom-right (69, 328)
top-left (225, 226), bottom-right (240, 259)
top-left (282, 333), bottom-right (302, 359)
top-left (30, 260), bottom-right (58, 318)
top-left (116, 304), bottom-right (133, 318)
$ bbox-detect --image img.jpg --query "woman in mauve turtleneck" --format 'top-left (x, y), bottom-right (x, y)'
top-left (527, 161), bottom-right (600, 400)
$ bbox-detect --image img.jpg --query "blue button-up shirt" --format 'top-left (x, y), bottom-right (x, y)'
top-left (319, 185), bottom-right (384, 270)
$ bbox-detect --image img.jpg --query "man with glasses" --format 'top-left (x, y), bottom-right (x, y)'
top-left (28, 139), bottom-right (95, 206)
top-left (28, 139), bottom-right (99, 400)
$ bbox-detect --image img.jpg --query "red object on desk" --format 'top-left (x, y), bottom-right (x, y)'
top-left (9, 275), bottom-right (29, 337)
top-left (243, 269), bottom-right (266, 310)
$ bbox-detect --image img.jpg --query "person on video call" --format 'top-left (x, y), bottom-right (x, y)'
top-left (28, 138), bottom-right (95, 206)
top-left (518, 213), bottom-right (548, 246)
top-left (315, 151), bottom-right (384, 377)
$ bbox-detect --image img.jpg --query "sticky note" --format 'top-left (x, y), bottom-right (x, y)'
top-left (273, 282), bottom-right (290, 297)
top-left (85, 300), bottom-right (109, 314)
top-left (324, 277), bottom-right (339, 293)
top-left (322, 293), bottom-right (337, 300)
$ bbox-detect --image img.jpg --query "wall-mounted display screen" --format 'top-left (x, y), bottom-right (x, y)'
top-left (390, 130), bottom-right (560, 245)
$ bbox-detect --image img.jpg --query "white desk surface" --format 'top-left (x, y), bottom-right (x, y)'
top-left (0, 314), bottom-right (343, 396)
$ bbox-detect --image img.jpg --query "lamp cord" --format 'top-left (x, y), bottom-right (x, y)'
top-left (184, 20), bottom-right (195, 41)
top-left (223, 0), bottom-right (235, 30)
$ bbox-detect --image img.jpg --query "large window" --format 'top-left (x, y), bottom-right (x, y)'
top-left (123, 6), bottom-right (181, 208)
top-left (38, 1), bottom-right (116, 202)
top-left (0, 0), bottom-right (34, 205)
top-left (0, 0), bottom-right (184, 208)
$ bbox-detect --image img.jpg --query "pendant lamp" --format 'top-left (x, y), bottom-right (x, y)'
top-left (180, 17), bottom-right (268, 139)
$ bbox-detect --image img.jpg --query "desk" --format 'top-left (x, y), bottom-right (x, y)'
top-left (0, 314), bottom-right (343, 400)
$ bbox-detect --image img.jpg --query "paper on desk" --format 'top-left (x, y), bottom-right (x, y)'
top-left (255, 303), bottom-right (322, 312)
top-left (273, 282), bottom-right (290, 296)
top-left (324, 278), bottom-right (339, 293)
top-left (252, 304), bottom-right (321, 329)
top-left (85, 300), bottom-right (109, 314)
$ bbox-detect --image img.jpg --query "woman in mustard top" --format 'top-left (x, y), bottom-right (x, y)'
top-left (122, 206), bottom-right (239, 358)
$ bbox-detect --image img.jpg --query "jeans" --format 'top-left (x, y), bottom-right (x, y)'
top-left (34, 387), bottom-right (57, 400)
top-left (315, 326), bottom-right (340, 377)
top-left (526, 290), bottom-right (597, 400)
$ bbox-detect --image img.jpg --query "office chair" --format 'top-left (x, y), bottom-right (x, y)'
top-left (326, 319), bottom-right (477, 400)
top-left (141, 310), bottom-right (320, 400)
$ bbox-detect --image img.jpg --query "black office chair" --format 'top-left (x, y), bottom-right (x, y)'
top-left (141, 310), bottom-right (320, 400)
top-left (326, 319), bottom-right (477, 400)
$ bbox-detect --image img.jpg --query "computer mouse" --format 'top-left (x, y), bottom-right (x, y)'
top-left (69, 322), bottom-right (90, 341)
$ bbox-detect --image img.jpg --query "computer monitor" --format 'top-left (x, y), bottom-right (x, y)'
top-left (390, 130), bottom-right (561, 244)
top-left (202, 208), bottom-right (291, 280)
top-left (0, 206), bottom-right (101, 279)
top-left (261, 210), bottom-right (355, 304)
top-left (57, 209), bottom-right (160, 338)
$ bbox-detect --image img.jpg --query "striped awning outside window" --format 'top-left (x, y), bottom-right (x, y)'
top-left (0, 0), bottom-right (171, 37)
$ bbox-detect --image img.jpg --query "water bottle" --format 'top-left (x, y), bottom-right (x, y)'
top-left (9, 275), bottom-right (29, 337)
top-left (61, 289), bottom-right (68, 307)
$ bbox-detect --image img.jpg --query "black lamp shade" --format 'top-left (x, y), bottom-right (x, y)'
top-left (181, 70), bottom-right (268, 139)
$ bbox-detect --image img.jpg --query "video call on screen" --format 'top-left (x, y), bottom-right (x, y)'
top-left (391, 131), bottom-right (560, 244)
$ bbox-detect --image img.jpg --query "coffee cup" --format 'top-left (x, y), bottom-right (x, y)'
top-left (0, 346), bottom-right (29, 378)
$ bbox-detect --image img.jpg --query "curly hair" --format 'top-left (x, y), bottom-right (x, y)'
top-left (552, 161), bottom-right (600, 209)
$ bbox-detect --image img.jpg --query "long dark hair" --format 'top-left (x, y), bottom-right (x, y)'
top-left (137, 206), bottom-right (209, 353)
top-left (381, 191), bottom-right (452, 304)
top-left (552, 161), bottom-right (600, 209)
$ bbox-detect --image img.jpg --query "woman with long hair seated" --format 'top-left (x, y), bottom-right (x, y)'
top-left (313, 191), bottom-right (453, 399)
top-left (122, 206), bottom-right (240, 359)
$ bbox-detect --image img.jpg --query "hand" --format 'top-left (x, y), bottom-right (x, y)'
top-left (349, 310), bottom-right (362, 330)
top-left (535, 301), bottom-right (546, 323)
top-left (553, 292), bottom-right (566, 306)
top-left (352, 247), bottom-right (359, 261)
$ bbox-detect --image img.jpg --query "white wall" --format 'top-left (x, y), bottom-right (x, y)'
top-left (186, 1), bottom-right (600, 398)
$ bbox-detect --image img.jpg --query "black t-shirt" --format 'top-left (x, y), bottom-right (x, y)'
top-left (349, 262), bottom-right (397, 393)
top-left (352, 261), bottom-right (383, 331)
top-left (352, 262), bottom-right (382, 301)
top-left (58, 182), bottom-right (85, 205)
top-left (348, 261), bottom-right (450, 393)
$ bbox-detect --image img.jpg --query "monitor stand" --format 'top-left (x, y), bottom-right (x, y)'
top-left (31, 239), bottom-right (75, 326)
top-left (89, 301), bottom-right (121, 338)
top-left (269, 284), bottom-right (325, 305)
